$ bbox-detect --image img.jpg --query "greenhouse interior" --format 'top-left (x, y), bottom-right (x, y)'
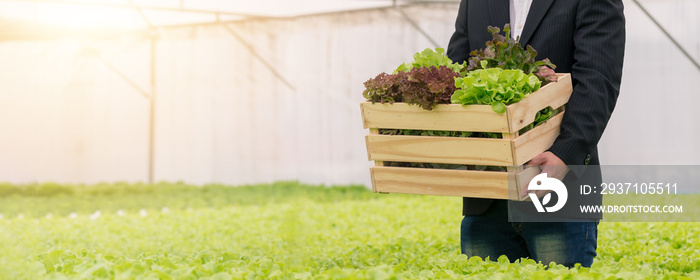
top-left (0, 0), bottom-right (699, 278)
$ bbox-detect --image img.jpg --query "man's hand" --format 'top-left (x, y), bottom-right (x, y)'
top-left (523, 151), bottom-right (570, 198)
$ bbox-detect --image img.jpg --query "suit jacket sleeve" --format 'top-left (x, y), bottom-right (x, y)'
top-left (446, 0), bottom-right (470, 64)
top-left (548, 0), bottom-right (625, 174)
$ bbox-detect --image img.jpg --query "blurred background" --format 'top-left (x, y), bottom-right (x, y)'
top-left (0, 0), bottom-right (698, 187)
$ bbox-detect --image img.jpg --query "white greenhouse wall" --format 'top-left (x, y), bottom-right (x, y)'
top-left (598, 0), bottom-right (700, 165)
top-left (0, 1), bottom-right (698, 187)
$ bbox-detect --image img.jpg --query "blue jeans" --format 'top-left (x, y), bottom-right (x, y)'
top-left (460, 200), bottom-right (598, 267)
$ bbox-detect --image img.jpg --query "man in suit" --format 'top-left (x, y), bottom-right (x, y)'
top-left (446, 0), bottom-right (625, 267)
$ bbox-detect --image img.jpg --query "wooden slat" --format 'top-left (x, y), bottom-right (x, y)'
top-left (502, 131), bottom-right (522, 200)
top-left (368, 128), bottom-right (383, 193)
top-left (360, 102), bottom-right (368, 130)
top-left (371, 166), bottom-right (510, 199)
top-left (511, 112), bottom-right (564, 165)
top-left (361, 102), bottom-right (510, 132)
top-left (366, 135), bottom-right (513, 166)
top-left (507, 73), bottom-right (572, 132)
top-left (369, 167), bottom-right (381, 193)
top-left (367, 128), bottom-right (384, 166)
top-left (361, 74), bottom-right (571, 133)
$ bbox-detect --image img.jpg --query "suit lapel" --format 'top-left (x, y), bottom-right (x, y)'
top-left (488, 0), bottom-right (510, 34)
top-left (519, 0), bottom-right (555, 46)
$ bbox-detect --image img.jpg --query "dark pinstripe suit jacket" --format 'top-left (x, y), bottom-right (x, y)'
top-left (446, 0), bottom-right (625, 215)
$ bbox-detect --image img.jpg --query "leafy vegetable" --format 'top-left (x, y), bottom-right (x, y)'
top-left (363, 48), bottom-right (466, 110)
top-left (451, 65), bottom-right (541, 114)
top-left (395, 48), bottom-right (464, 74)
top-left (362, 72), bottom-right (406, 104)
top-left (518, 107), bottom-right (561, 134)
top-left (466, 24), bottom-right (557, 84)
top-left (402, 66), bottom-right (460, 110)
top-left (1, 182), bottom-right (699, 279)
top-left (363, 65), bottom-right (460, 110)
top-left (534, 107), bottom-right (556, 126)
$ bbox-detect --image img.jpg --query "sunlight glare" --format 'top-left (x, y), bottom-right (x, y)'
top-left (0, 2), bottom-right (148, 30)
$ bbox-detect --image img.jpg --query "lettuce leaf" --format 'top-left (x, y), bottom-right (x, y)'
top-left (364, 66), bottom-right (460, 110)
top-left (395, 48), bottom-right (465, 74)
top-left (452, 68), bottom-right (541, 114)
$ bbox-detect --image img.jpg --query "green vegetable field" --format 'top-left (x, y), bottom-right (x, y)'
top-left (1, 182), bottom-right (698, 279)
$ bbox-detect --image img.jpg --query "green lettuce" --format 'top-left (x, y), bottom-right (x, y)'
top-left (451, 64), bottom-right (541, 114)
top-left (394, 48), bottom-right (465, 74)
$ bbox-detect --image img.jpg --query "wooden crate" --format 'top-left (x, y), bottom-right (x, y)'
top-left (361, 73), bottom-right (573, 200)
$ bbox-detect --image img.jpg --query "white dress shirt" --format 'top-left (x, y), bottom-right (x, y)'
top-left (510, 0), bottom-right (534, 41)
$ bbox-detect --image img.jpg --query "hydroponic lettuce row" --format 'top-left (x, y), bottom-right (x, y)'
top-left (3, 182), bottom-right (698, 279)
